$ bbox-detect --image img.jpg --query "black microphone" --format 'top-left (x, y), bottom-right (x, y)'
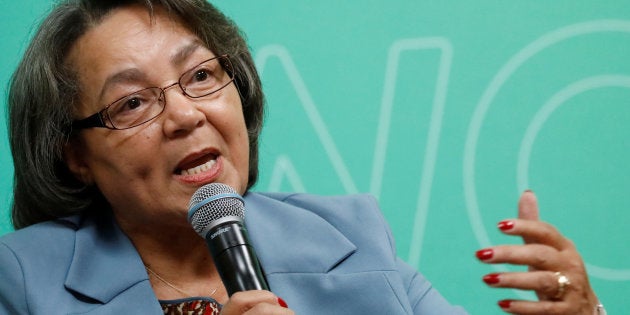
top-left (187, 183), bottom-right (269, 296)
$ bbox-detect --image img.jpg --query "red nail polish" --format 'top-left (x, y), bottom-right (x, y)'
top-left (497, 220), bottom-right (514, 231)
top-left (476, 249), bottom-right (493, 261)
top-left (277, 297), bottom-right (288, 308)
top-left (483, 273), bottom-right (500, 285)
top-left (498, 299), bottom-right (512, 309)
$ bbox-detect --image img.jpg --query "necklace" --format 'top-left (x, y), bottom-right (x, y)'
top-left (145, 265), bottom-right (218, 298)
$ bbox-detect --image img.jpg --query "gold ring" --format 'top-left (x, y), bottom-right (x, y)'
top-left (553, 272), bottom-right (571, 299)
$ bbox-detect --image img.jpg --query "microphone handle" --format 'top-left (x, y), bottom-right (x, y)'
top-left (205, 221), bottom-right (269, 296)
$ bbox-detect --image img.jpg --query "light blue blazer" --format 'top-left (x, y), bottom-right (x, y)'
top-left (0, 192), bottom-right (468, 314)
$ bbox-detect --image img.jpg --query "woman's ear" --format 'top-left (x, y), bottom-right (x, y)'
top-left (63, 138), bottom-right (94, 185)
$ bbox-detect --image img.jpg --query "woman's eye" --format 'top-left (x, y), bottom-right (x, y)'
top-left (194, 69), bottom-right (210, 82)
top-left (112, 95), bottom-right (149, 115)
top-left (124, 97), bottom-right (143, 110)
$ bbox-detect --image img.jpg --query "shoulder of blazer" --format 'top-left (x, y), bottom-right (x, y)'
top-left (243, 192), bottom-right (398, 273)
top-left (0, 213), bottom-right (160, 314)
top-left (242, 192), bottom-right (417, 315)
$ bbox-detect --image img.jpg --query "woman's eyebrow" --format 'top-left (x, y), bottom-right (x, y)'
top-left (98, 68), bottom-right (146, 103)
top-left (170, 40), bottom-right (204, 66)
top-left (97, 41), bottom-right (205, 104)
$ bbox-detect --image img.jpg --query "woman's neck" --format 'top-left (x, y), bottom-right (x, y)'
top-left (117, 217), bottom-right (228, 303)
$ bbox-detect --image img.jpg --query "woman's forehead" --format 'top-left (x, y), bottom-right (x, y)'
top-left (72, 6), bottom-right (200, 58)
top-left (67, 5), bottom-right (212, 111)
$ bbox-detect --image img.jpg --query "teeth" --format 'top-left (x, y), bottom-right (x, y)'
top-left (180, 158), bottom-right (216, 176)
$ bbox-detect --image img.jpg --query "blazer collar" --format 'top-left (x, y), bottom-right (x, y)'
top-left (63, 213), bottom-right (150, 304)
top-left (61, 192), bottom-right (357, 303)
top-left (244, 192), bottom-right (357, 275)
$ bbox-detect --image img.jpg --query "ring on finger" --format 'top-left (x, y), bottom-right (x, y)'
top-left (552, 271), bottom-right (571, 299)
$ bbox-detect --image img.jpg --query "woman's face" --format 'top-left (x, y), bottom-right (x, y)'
top-left (66, 6), bottom-right (250, 229)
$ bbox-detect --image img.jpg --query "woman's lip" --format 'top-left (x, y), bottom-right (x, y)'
top-left (175, 148), bottom-right (218, 173)
top-left (174, 155), bottom-right (223, 185)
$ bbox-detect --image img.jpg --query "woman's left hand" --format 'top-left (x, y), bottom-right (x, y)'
top-left (476, 190), bottom-right (600, 314)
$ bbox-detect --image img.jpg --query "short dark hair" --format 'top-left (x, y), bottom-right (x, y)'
top-left (8, 0), bottom-right (264, 229)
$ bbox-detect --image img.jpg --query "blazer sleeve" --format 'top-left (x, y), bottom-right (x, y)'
top-left (396, 257), bottom-right (469, 314)
top-left (0, 242), bottom-right (29, 314)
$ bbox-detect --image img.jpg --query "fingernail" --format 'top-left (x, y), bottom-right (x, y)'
top-left (498, 299), bottom-right (512, 309)
top-left (277, 297), bottom-right (288, 308)
top-left (482, 273), bottom-right (500, 285)
top-left (497, 220), bottom-right (514, 231)
top-left (524, 189), bottom-right (534, 193)
top-left (475, 248), bottom-right (494, 261)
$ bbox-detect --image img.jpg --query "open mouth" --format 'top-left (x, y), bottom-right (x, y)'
top-left (176, 153), bottom-right (218, 176)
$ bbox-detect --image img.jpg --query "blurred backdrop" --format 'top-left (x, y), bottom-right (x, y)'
top-left (1, 1), bottom-right (628, 314)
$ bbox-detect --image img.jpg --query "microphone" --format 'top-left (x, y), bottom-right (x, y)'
top-left (187, 183), bottom-right (269, 296)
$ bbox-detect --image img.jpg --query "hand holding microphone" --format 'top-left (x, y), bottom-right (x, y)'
top-left (188, 183), bottom-right (269, 295)
top-left (188, 183), bottom-right (292, 314)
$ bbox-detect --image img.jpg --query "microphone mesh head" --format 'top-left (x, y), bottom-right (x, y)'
top-left (188, 183), bottom-right (244, 236)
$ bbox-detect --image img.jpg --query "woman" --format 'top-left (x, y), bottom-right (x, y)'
top-left (0, 0), bottom-right (602, 314)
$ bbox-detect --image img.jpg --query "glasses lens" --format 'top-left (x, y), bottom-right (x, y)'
top-left (107, 87), bottom-right (165, 129)
top-left (180, 56), bottom-right (234, 98)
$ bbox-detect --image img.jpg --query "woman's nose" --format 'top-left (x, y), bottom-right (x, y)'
top-left (161, 87), bottom-right (206, 138)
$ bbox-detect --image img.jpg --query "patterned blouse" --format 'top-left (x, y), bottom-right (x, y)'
top-left (160, 297), bottom-right (222, 315)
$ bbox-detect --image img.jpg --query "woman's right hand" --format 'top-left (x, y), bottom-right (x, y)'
top-left (220, 290), bottom-right (294, 315)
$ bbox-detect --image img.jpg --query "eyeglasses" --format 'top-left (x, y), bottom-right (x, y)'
top-left (72, 55), bottom-right (235, 130)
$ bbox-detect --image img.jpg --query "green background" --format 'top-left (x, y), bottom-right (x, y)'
top-left (1, 1), bottom-right (628, 314)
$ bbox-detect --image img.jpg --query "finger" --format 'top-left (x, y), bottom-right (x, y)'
top-left (221, 290), bottom-right (291, 315)
top-left (497, 299), bottom-right (571, 315)
top-left (482, 271), bottom-right (565, 298)
top-left (243, 302), bottom-right (294, 315)
top-left (517, 190), bottom-right (540, 247)
top-left (475, 244), bottom-right (562, 270)
top-left (497, 219), bottom-right (575, 251)
top-left (518, 190), bottom-right (540, 222)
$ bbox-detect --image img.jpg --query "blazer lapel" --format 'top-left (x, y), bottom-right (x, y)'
top-left (61, 193), bottom-right (365, 313)
top-left (242, 193), bottom-right (412, 314)
top-left (63, 213), bottom-right (161, 312)
top-left (244, 192), bottom-right (357, 275)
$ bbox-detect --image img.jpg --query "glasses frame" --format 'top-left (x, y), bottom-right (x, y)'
top-left (72, 54), bottom-right (235, 131)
